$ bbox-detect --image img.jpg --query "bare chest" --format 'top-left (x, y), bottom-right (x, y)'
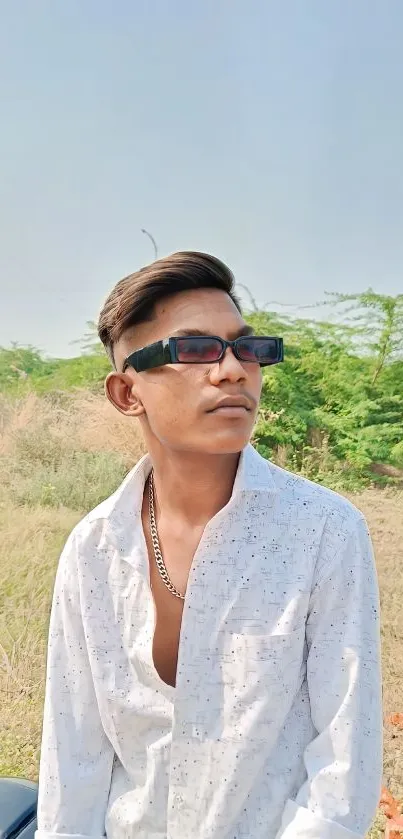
top-left (142, 501), bottom-right (205, 688)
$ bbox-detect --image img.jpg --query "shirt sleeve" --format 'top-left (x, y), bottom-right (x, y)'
top-left (276, 511), bottom-right (383, 839)
top-left (35, 529), bottom-right (115, 839)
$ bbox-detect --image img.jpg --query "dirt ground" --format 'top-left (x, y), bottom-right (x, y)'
top-left (350, 491), bottom-right (403, 802)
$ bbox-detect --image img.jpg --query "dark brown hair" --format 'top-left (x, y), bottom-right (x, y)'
top-left (98, 251), bottom-right (242, 366)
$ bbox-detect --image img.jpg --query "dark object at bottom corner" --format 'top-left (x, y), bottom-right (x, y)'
top-left (0, 777), bottom-right (38, 839)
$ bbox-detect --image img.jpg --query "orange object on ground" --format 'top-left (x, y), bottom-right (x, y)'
top-left (387, 713), bottom-right (403, 729)
top-left (380, 786), bottom-right (403, 838)
top-left (380, 786), bottom-right (401, 820)
top-left (385, 824), bottom-right (403, 839)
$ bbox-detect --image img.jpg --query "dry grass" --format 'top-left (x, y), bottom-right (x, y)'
top-left (0, 390), bottom-right (145, 463)
top-left (0, 392), bottom-right (144, 774)
top-left (0, 394), bottom-right (402, 836)
top-left (350, 491), bottom-right (403, 803)
top-left (0, 504), bottom-right (80, 778)
top-left (0, 392), bottom-right (145, 510)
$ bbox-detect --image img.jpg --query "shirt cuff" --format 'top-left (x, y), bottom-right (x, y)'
top-left (276, 800), bottom-right (363, 839)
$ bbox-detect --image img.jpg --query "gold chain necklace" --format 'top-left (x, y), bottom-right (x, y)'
top-left (148, 471), bottom-right (186, 601)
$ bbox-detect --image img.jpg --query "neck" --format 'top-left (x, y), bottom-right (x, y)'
top-left (147, 446), bottom-right (242, 526)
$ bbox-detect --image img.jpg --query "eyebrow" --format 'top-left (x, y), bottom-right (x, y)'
top-left (170, 324), bottom-right (254, 339)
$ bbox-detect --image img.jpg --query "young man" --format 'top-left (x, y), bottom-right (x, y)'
top-left (36, 252), bottom-right (382, 839)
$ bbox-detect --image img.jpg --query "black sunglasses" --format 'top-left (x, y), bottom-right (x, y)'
top-left (122, 335), bottom-right (284, 373)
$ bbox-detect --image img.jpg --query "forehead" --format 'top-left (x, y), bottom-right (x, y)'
top-left (116, 287), bottom-right (246, 366)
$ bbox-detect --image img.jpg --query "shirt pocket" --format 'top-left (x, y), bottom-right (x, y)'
top-left (219, 629), bottom-right (305, 739)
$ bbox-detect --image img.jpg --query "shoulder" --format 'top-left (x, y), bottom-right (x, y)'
top-left (267, 458), bottom-right (364, 528)
top-left (263, 460), bottom-right (375, 587)
top-left (241, 446), bottom-right (368, 563)
top-left (61, 454), bottom-right (150, 561)
top-left (240, 444), bottom-right (364, 532)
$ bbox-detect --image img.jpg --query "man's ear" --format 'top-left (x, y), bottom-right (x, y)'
top-left (105, 371), bottom-right (145, 417)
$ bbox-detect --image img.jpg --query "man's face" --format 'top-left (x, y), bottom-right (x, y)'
top-left (106, 287), bottom-right (262, 456)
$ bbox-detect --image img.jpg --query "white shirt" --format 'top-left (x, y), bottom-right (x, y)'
top-left (36, 444), bottom-right (382, 839)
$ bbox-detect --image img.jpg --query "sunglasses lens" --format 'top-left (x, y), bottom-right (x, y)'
top-left (237, 337), bottom-right (280, 364)
top-left (176, 337), bottom-right (222, 363)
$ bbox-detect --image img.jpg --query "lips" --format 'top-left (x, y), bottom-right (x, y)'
top-left (208, 397), bottom-right (252, 413)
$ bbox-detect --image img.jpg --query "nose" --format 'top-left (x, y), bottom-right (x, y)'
top-left (209, 346), bottom-right (247, 385)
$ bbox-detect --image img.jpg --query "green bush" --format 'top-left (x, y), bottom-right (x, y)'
top-left (1, 289), bottom-right (402, 491)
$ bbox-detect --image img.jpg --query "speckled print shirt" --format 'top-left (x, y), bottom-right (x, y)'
top-left (36, 444), bottom-right (382, 839)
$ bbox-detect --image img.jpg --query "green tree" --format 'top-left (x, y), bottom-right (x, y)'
top-left (1, 294), bottom-right (402, 489)
top-left (71, 321), bottom-right (105, 357)
top-left (324, 289), bottom-right (403, 383)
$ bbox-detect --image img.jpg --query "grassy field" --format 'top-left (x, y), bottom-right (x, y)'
top-left (0, 392), bottom-right (402, 837)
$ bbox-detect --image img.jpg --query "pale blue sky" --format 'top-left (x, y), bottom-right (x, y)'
top-left (1, 1), bottom-right (403, 358)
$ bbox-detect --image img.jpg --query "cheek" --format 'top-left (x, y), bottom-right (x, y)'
top-left (248, 366), bottom-right (263, 394)
top-left (170, 366), bottom-right (209, 394)
top-left (140, 369), bottom-right (202, 415)
top-left (142, 374), bottom-right (200, 443)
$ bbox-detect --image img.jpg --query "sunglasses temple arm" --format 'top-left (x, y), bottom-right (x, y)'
top-left (131, 340), bottom-right (173, 372)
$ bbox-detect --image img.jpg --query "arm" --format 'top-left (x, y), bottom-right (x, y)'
top-left (36, 530), bottom-right (114, 839)
top-left (277, 512), bottom-right (383, 839)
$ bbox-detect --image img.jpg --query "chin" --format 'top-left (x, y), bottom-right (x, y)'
top-left (200, 429), bottom-right (253, 455)
top-left (158, 421), bottom-right (255, 457)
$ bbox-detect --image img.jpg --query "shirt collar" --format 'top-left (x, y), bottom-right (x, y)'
top-left (232, 443), bottom-right (277, 495)
top-left (87, 444), bottom-right (277, 560)
top-left (131, 443), bottom-right (276, 497)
